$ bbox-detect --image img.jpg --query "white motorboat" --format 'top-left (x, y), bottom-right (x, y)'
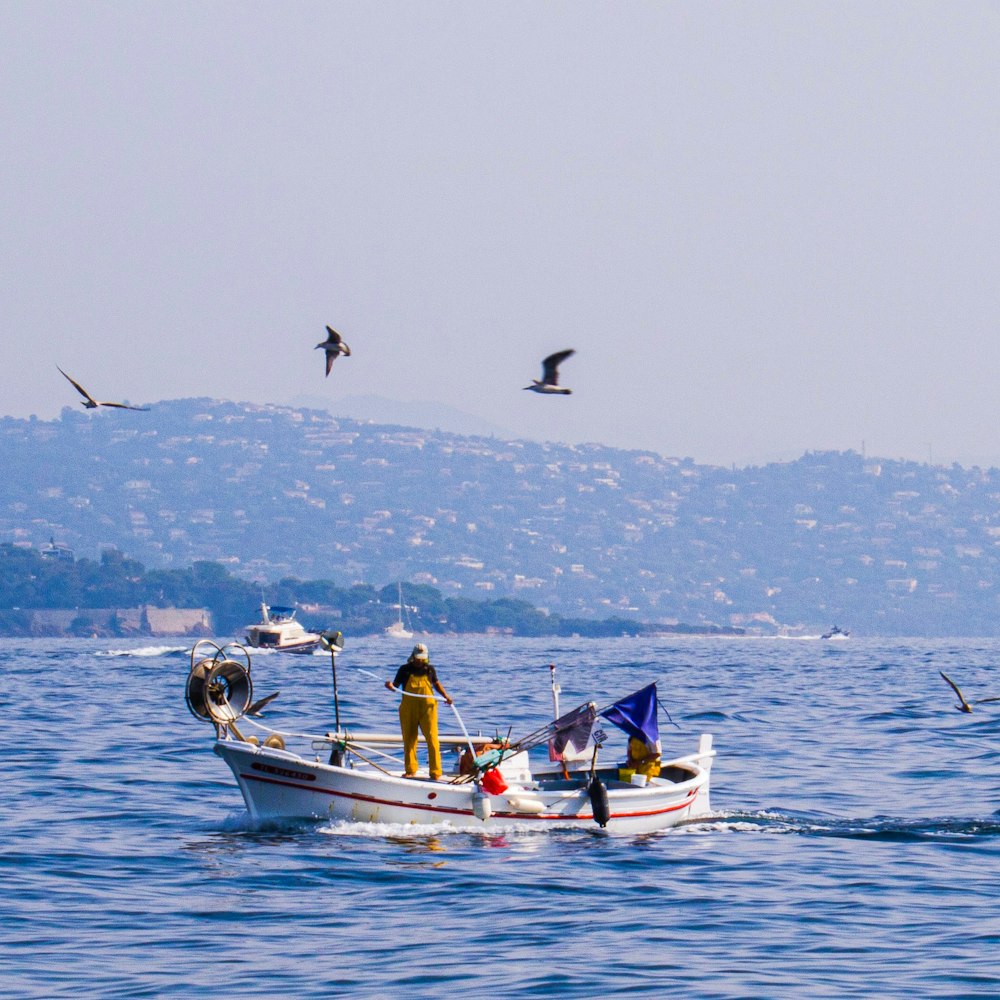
top-left (185, 640), bottom-right (716, 834)
top-left (244, 603), bottom-right (322, 654)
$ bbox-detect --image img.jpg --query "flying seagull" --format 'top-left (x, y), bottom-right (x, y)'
top-left (246, 691), bottom-right (279, 717)
top-left (316, 325), bottom-right (352, 376)
top-left (939, 671), bottom-right (1000, 713)
top-left (524, 349), bottom-right (575, 395)
top-left (57, 367), bottom-right (150, 411)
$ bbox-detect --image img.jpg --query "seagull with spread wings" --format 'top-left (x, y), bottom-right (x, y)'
top-left (939, 671), bottom-right (1000, 713)
top-left (246, 691), bottom-right (279, 717)
top-left (58, 367), bottom-right (150, 411)
top-left (316, 325), bottom-right (352, 376)
top-left (523, 349), bottom-right (575, 395)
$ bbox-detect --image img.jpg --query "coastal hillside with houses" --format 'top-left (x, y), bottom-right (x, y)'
top-left (4, 398), bottom-right (1000, 636)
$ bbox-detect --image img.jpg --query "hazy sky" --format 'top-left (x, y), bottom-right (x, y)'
top-left (4, 2), bottom-right (1000, 467)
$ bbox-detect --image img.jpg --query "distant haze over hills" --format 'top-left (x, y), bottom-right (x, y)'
top-left (5, 397), bottom-right (1000, 636)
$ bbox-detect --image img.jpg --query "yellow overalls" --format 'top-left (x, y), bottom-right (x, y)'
top-left (399, 670), bottom-right (443, 779)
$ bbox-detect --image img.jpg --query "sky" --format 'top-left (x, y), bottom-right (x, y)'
top-left (4, 1), bottom-right (1000, 468)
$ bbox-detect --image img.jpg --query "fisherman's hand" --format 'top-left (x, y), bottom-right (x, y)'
top-left (385, 681), bottom-right (394, 690)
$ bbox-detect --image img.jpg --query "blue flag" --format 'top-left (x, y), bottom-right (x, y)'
top-left (599, 683), bottom-right (659, 747)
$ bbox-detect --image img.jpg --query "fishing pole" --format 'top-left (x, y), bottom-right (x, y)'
top-left (357, 667), bottom-right (436, 701)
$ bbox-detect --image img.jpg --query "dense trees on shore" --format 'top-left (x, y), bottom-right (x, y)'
top-left (0, 544), bottom-right (739, 638)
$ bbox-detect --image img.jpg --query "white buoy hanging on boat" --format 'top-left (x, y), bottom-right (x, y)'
top-left (506, 796), bottom-right (545, 814)
top-left (472, 784), bottom-right (492, 821)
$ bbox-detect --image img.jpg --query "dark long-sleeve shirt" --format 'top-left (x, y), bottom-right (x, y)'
top-left (393, 661), bottom-right (439, 691)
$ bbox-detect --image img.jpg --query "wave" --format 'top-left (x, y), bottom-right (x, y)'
top-left (688, 809), bottom-right (1000, 841)
top-left (318, 818), bottom-right (551, 838)
top-left (95, 645), bottom-right (190, 657)
top-left (220, 813), bottom-right (703, 841)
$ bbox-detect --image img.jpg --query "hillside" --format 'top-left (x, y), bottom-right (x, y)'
top-left (4, 398), bottom-right (1000, 635)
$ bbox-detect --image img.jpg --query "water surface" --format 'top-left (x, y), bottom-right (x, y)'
top-left (3, 636), bottom-right (999, 997)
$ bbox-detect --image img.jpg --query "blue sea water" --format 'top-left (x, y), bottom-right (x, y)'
top-left (3, 635), bottom-right (1000, 998)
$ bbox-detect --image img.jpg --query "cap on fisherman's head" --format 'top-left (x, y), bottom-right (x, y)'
top-left (411, 643), bottom-right (429, 661)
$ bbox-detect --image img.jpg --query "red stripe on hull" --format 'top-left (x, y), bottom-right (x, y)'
top-left (239, 771), bottom-right (699, 822)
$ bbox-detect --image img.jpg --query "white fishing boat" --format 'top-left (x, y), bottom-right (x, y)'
top-left (244, 603), bottom-right (322, 654)
top-left (384, 582), bottom-right (413, 640)
top-left (185, 640), bottom-right (716, 834)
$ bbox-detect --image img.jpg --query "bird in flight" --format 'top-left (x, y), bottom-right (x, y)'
top-left (523, 349), bottom-right (575, 395)
top-left (57, 367), bottom-right (150, 411)
top-left (939, 671), bottom-right (1000, 713)
top-left (246, 691), bottom-right (279, 717)
top-left (316, 325), bottom-right (352, 376)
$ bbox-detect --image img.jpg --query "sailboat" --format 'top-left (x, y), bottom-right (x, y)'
top-left (385, 582), bottom-right (414, 639)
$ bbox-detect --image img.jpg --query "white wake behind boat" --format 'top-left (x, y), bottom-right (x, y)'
top-left (186, 640), bottom-right (716, 834)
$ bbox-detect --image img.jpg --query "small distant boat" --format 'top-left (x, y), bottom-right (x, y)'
top-left (821, 625), bottom-right (850, 640)
top-left (384, 620), bottom-right (413, 640)
top-left (385, 582), bottom-right (414, 640)
top-left (244, 603), bottom-right (321, 654)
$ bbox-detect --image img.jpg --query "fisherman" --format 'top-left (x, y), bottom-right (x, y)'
top-left (385, 643), bottom-right (453, 780)
top-left (626, 735), bottom-right (662, 779)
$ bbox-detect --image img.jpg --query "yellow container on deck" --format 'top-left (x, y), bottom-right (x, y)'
top-left (618, 768), bottom-right (635, 783)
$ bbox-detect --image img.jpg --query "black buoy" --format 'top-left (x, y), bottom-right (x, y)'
top-left (587, 774), bottom-right (610, 828)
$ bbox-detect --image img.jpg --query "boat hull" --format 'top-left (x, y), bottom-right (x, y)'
top-left (244, 634), bottom-right (320, 653)
top-left (213, 736), bottom-right (714, 834)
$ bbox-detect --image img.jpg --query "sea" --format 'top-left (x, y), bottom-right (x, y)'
top-left (3, 634), bottom-right (1000, 998)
